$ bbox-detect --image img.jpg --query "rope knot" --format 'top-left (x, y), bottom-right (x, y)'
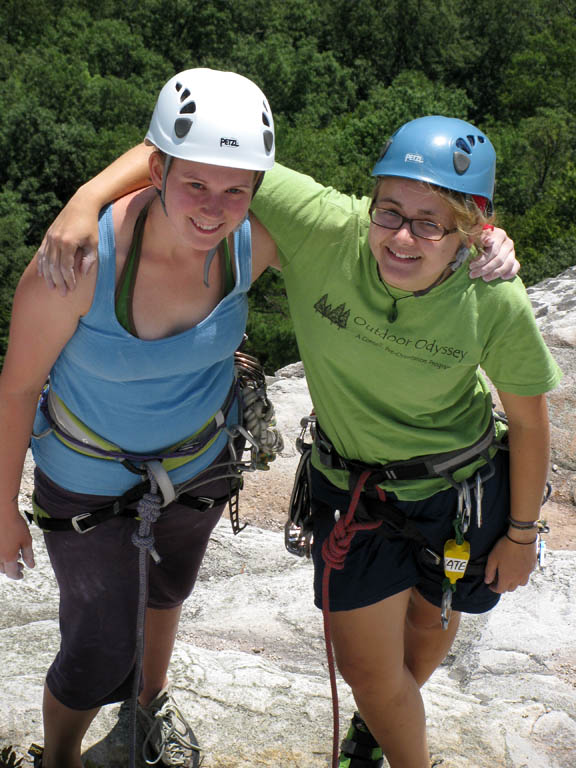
top-left (138, 491), bottom-right (163, 524)
top-left (131, 469), bottom-right (163, 563)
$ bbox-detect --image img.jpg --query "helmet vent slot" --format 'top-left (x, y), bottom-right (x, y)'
top-left (378, 139), bottom-right (392, 162)
top-left (174, 118), bottom-right (193, 138)
top-left (175, 82), bottom-right (182, 92)
top-left (467, 134), bottom-right (476, 147)
top-left (263, 130), bottom-right (274, 154)
top-left (456, 137), bottom-right (472, 154)
top-left (180, 88), bottom-right (191, 102)
top-left (453, 151), bottom-right (471, 175)
top-left (180, 101), bottom-right (196, 115)
top-left (477, 136), bottom-right (485, 144)
top-left (262, 112), bottom-right (271, 127)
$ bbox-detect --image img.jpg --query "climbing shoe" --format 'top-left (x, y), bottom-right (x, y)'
top-left (27, 744), bottom-right (44, 767)
top-left (137, 685), bottom-right (201, 767)
top-left (338, 712), bottom-right (384, 767)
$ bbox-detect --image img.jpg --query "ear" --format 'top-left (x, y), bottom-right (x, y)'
top-left (149, 152), bottom-right (164, 191)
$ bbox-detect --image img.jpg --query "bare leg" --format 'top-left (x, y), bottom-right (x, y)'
top-left (42, 684), bottom-right (99, 768)
top-left (139, 604), bottom-right (182, 706)
top-left (404, 588), bottom-right (461, 687)
top-left (331, 589), bottom-right (430, 768)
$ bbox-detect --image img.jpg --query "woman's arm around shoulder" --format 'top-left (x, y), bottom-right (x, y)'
top-left (0, 259), bottom-right (93, 579)
top-left (37, 143), bottom-right (153, 295)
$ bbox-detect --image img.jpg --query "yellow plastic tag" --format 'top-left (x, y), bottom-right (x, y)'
top-left (443, 538), bottom-right (470, 584)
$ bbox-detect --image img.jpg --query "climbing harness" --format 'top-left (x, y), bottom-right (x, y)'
top-left (285, 412), bottom-right (500, 562)
top-left (31, 347), bottom-right (283, 536)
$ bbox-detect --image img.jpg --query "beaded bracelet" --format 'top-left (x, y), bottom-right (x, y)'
top-left (508, 516), bottom-right (539, 530)
top-left (505, 532), bottom-right (538, 545)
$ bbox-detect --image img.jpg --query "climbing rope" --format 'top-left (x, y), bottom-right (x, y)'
top-left (128, 466), bottom-right (163, 768)
top-left (320, 469), bottom-right (383, 768)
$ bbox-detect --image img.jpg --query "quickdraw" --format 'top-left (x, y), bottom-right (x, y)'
top-left (230, 348), bottom-right (284, 471)
top-left (284, 414), bottom-right (316, 557)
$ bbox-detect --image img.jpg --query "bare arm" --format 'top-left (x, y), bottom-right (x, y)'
top-left (0, 259), bottom-right (92, 579)
top-left (37, 143), bottom-right (153, 295)
top-left (250, 213), bottom-right (281, 280)
top-left (484, 392), bottom-right (550, 593)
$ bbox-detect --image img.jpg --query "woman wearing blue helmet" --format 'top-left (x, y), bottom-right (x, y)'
top-left (29, 114), bottom-right (560, 768)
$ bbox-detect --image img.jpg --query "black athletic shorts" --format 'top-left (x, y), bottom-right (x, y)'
top-left (310, 450), bottom-right (510, 615)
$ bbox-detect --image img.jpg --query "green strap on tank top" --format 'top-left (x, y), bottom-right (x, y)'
top-left (115, 203), bottom-right (149, 335)
top-left (115, 204), bottom-right (235, 336)
top-left (222, 238), bottom-right (234, 293)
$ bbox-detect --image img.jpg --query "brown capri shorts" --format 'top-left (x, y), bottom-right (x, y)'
top-left (35, 456), bottom-right (230, 710)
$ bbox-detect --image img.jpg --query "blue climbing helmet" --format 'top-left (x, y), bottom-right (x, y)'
top-left (371, 116), bottom-right (496, 208)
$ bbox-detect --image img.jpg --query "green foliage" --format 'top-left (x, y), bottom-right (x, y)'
top-left (0, 191), bottom-right (35, 362)
top-left (0, 0), bottom-right (575, 368)
top-left (246, 269), bottom-right (299, 374)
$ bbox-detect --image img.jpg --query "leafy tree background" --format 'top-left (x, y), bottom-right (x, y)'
top-left (1, 0), bottom-right (575, 371)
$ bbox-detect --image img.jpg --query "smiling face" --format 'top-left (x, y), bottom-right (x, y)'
top-left (149, 154), bottom-right (256, 251)
top-left (369, 177), bottom-right (467, 293)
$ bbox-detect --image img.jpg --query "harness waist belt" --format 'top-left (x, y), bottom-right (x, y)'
top-left (26, 488), bottom-right (231, 534)
top-left (315, 415), bottom-right (497, 484)
top-left (36, 382), bottom-right (237, 472)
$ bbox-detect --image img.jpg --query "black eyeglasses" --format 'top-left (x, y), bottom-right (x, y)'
top-left (370, 208), bottom-right (458, 241)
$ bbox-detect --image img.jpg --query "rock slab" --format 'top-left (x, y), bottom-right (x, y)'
top-left (1, 485), bottom-right (575, 767)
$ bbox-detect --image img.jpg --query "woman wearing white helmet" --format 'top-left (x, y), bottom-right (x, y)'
top-left (14, 101), bottom-right (549, 768)
top-left (0, 68), bottom-right (280, 768)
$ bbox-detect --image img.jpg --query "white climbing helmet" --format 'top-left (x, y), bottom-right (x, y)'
top-left (146, 68), bottom-right (275, 171)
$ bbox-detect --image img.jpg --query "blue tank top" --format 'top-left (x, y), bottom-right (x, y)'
top-left (32, 204), bottom-right (251, 495)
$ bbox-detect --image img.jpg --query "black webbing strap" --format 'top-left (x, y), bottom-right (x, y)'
top-left (315, 416), bottom-right (498, 486)
top-left (27, 487), bottom-right (231, 534)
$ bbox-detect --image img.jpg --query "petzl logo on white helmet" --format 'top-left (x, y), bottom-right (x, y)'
top-left (220, 138), bottom-right (240, 147)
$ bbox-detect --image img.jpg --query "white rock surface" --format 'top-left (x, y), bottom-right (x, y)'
top-left (1, 491), bottom-right (575, 767)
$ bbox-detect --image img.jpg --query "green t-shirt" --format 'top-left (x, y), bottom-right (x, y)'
top-left (251, 165), bottom-right (562, 499)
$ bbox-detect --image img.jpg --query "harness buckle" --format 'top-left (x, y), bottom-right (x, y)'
top-left (71, 513), bottom-right (98, 534)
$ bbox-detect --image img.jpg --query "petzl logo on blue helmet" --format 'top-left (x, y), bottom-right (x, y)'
top-left (404, 153), bottom-right (424, 164)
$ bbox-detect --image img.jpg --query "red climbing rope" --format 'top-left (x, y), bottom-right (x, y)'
top-left (320, 469), bottom-right (384, 768)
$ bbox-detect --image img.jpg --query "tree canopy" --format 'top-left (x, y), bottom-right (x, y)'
top-left (1, 0), bottom-right (575, 370)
